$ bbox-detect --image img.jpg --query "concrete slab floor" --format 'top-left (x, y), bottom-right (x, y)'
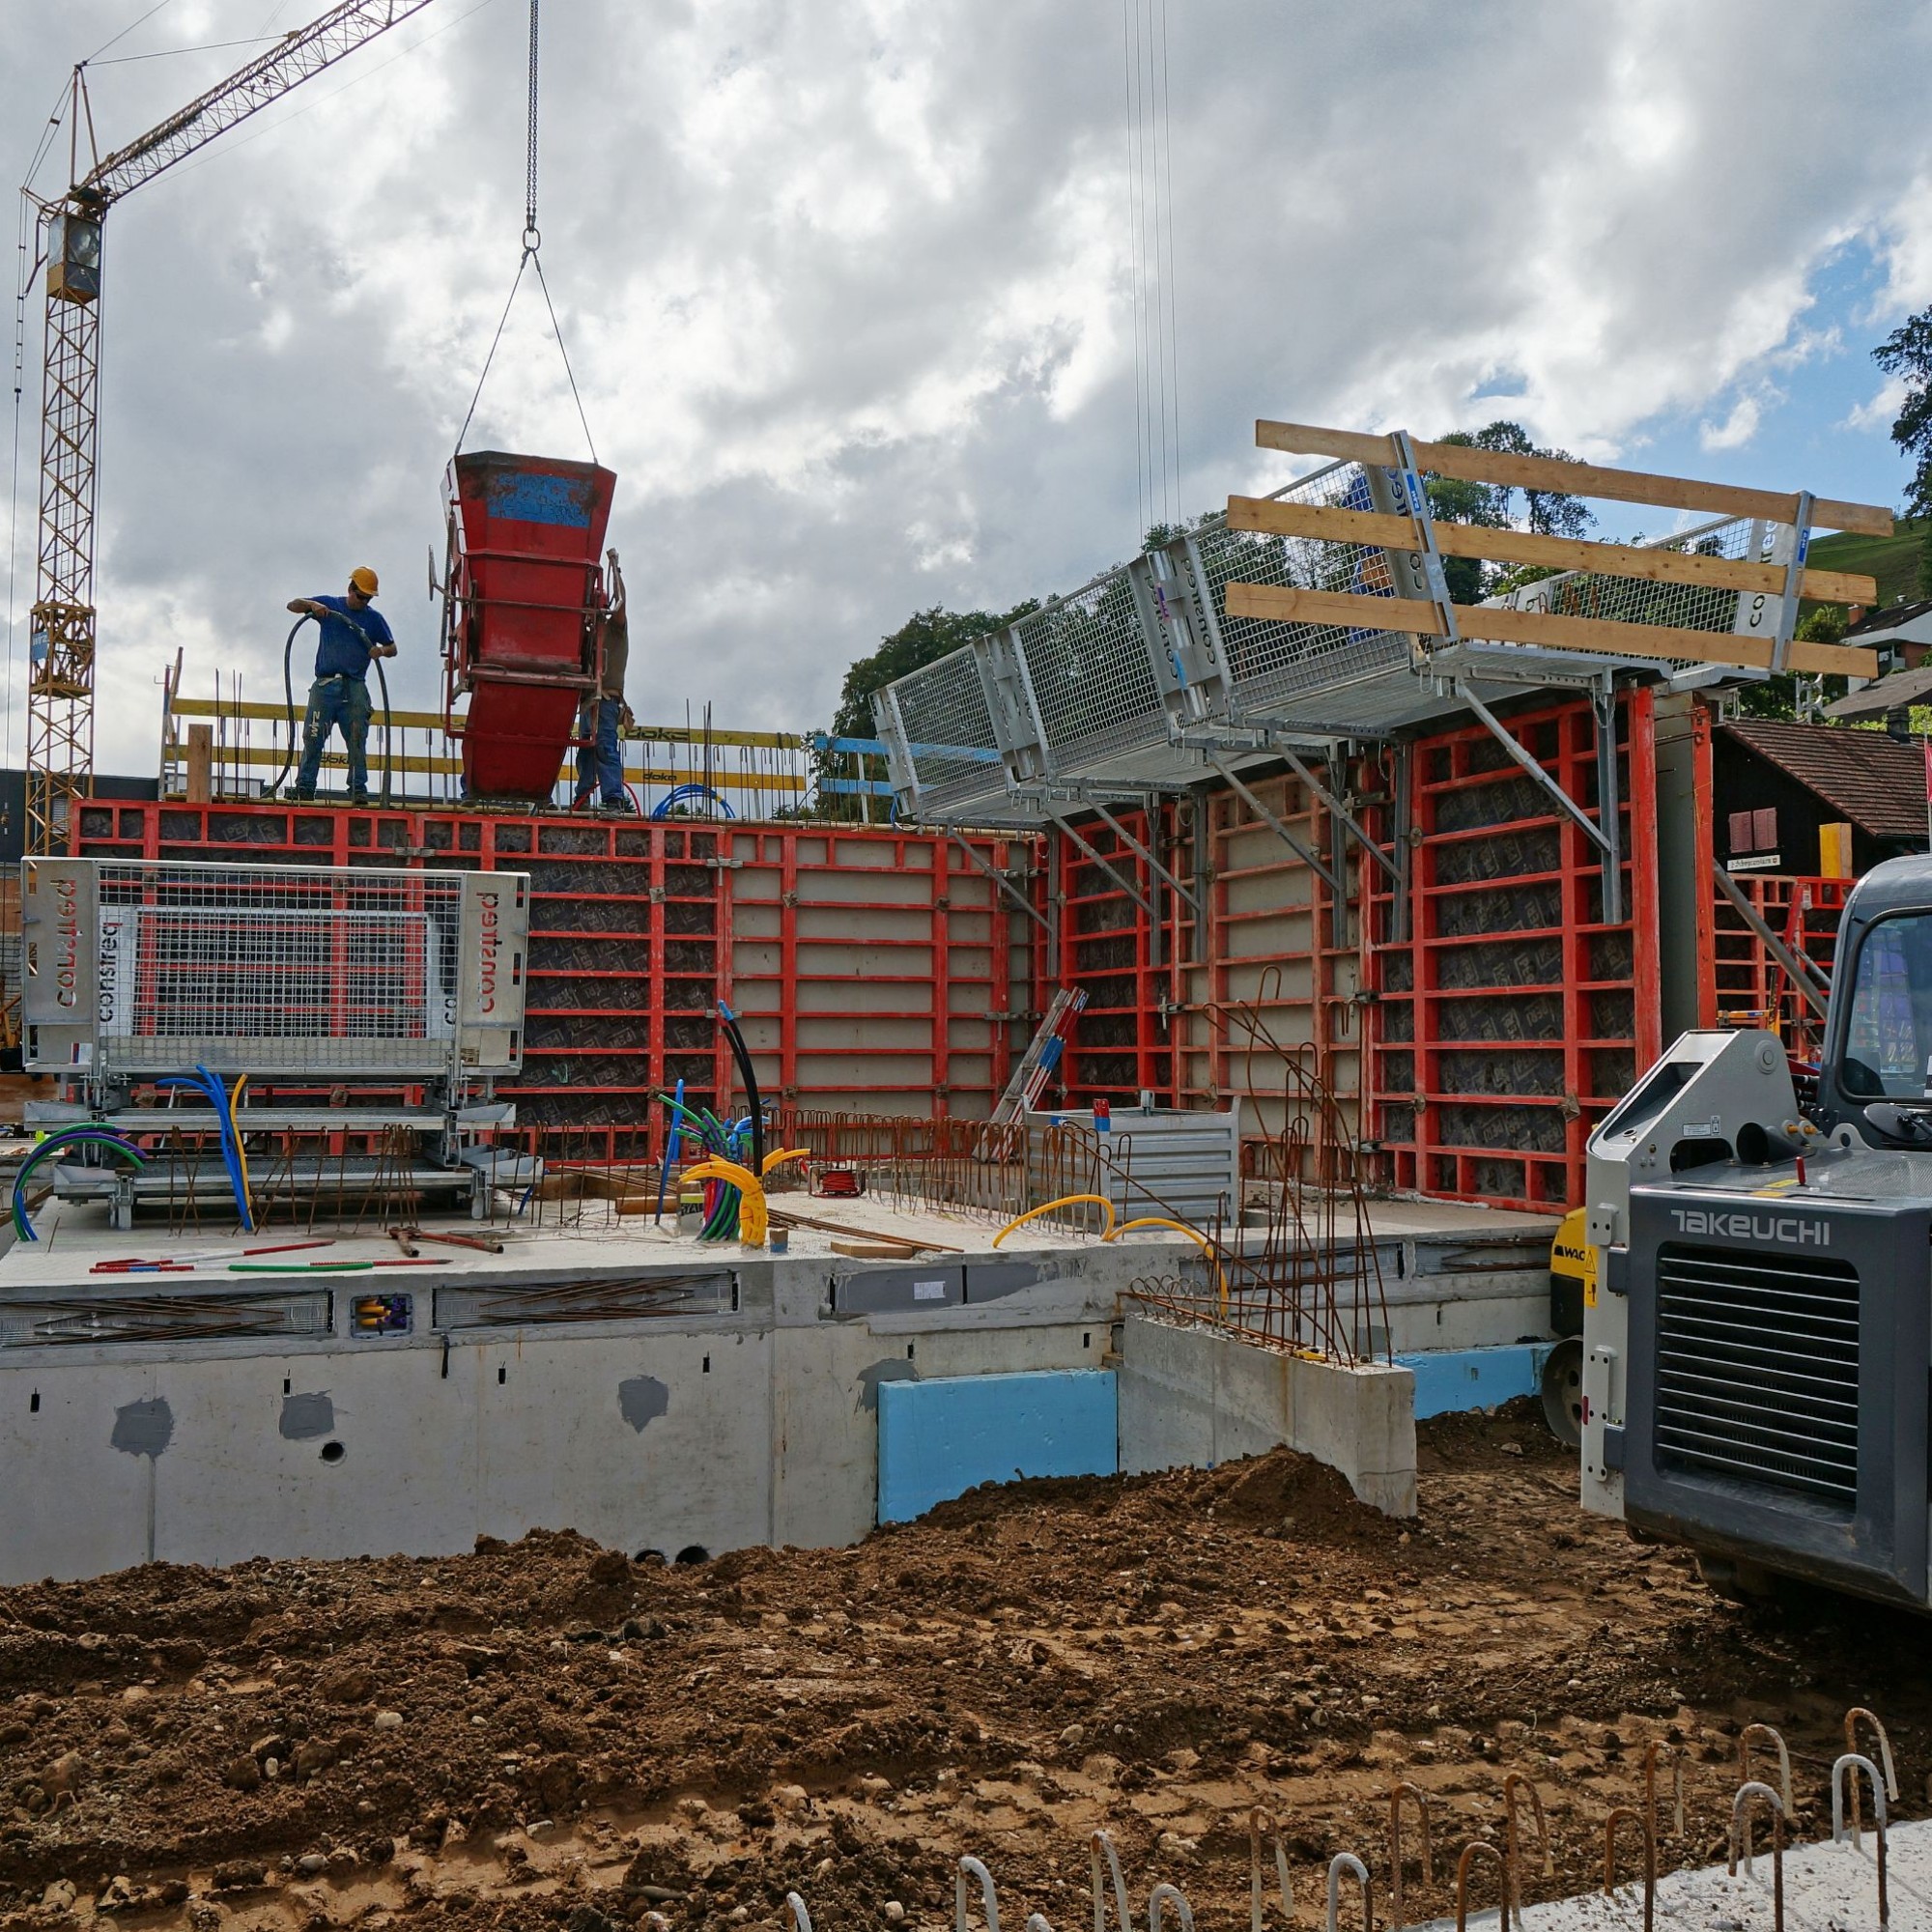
top-left (2, 1186), bottom-right (1559, 1286)
top-left (1414, 1814), bottom-right (1918, 1929)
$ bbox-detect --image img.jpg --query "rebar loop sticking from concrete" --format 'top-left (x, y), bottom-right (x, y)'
top-left (1602, 1806), bottom-right (1657, 1932)
top-left (1146, 1884), bottom-right (1192, 1932)
top-left (1248, 1806), bottom-right (1293, 1932)
top-left (1642, 1738), bottom-right (1685, 1842)
top-left (1387, 1780), bottom-right (1433, 1927)
top-left (1122, 980), bottom-right (1392, 1365)
top-left (957, 1856), bottom-right (1004, 1932)
top-left (1501, 1771), bottom-right (1552, 1913)
top-left (1845, 1706), bottom-right (1900, 1842)
top-left (1737, 1721), bottom-right (1794, 1817)
top-left (1090, 1832), bottom-right (1133, 1932)
top-left (1728, 1781), bottom-right (1785, 1931)
top-left (1454, 1840), bottom-right (1512, 1932)
top-left (1323, 1853), bottom-right (1371, 1932)
top-left (1833, 1752), bottom-right (1891, 1925)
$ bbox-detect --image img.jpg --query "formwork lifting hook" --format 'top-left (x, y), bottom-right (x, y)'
top-left (1248, 1806), bottom-right (1293, 1932)
top-left (1737, 1722), bottom-right (1793, 1818)
top-left (1324, 1854), bottom-right (1370, 1932)
top-left (1603, 1806), bottom-right (1656, 1932)
top-left (1728, 1781), bottom-right (1785, 1932)
top-left (1387, 1781), bottom-right (1433, 1927)
top-left (1453, 1842), bottom-right (1510, 1932)
top-left (1844, 1707), bottom-right (1899, 1841)
top-left (1833, 1752), bottom-right (1890, 1925)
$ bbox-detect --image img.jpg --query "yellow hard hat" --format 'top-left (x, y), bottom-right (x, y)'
top-left (349, 565), bottom-right (379, 596)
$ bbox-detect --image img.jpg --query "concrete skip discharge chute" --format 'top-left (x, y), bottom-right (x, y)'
top-left (440, 450), bottom-right (617, 800)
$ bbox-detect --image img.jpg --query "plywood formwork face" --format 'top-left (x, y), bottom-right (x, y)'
top-left (723, 825), bottom-right (1024, 1117)
top-left (66, 802), bottom-right (1035, 1153)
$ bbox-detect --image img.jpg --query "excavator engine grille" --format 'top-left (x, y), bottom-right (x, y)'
top-left (1653, 1241), bottom-right (1860, 1509)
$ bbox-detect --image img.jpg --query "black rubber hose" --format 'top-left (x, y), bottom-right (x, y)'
top-left (718, 1003), bottom-right (765, 1182)
top-left (371, 650), bottom-right (394, 804)
top-left (270, 615), bottom-right (309, 796)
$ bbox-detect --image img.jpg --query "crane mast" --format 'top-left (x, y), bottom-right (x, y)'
top-left (25, 0), bottom-right (435, 856)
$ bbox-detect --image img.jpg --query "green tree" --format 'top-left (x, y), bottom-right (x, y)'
top-left (1874, 308), bottom-right (1932, 523)
top-left (1428, 420), bottom-right (1593, 602)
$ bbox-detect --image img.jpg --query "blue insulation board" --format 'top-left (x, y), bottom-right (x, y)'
top-left (1398, 1343), bottom-right (1553, 1420)
top-left (876, 1370), bottom-right (1119, 1524)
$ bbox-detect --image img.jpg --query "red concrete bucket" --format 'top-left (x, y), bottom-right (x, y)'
top-left (445, 451), bottom-right (617, 799)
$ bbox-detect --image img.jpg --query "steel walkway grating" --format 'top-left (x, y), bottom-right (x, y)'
top-left (1654, 1241), bottom-right (1860, 1508)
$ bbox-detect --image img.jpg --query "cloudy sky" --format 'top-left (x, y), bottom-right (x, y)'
top-left (4, 0), bottom-right (1932, 779)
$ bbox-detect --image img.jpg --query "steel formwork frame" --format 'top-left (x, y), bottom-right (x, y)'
top-left (68, 801), bottom-right (1032, 1159)
top-left (1363, 688), bottom-right (1660, 1210)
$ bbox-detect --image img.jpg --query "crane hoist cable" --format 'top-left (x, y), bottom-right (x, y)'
top-left (451, 0), bottom-right (596, 463)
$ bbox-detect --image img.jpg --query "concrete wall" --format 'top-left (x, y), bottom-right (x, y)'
top-left (1117, 1311), bottom-right (1417, 1517)
top-left (0, 1240), bottom-right (1146, 1585)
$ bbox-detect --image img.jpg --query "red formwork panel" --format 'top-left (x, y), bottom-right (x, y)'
top-left (68, 801), bottom-right (1032, 1157)
top-left (1707, 872), bottom-right (1849, 1058)
top-left (1181, 755), bottom-right (1363, 1133)
top-left (1051, 803), bottom-right (1182, 1105)
top-left (1364, 688), bottom-right (1661, 1212)
top-left (723, 826), bottom-right (1022, 1112)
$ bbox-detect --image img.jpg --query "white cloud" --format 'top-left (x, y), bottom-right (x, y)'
top-left (5, 0), bottom-right (1932, 777)
top-left (1699, 393), bottom-right (1763, 452)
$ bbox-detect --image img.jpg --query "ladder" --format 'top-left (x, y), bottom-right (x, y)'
top-left (992, 986), bottom-right (1088, 1122)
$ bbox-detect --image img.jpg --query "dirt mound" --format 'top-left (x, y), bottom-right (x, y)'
top-left (1416, 1391), bottom-right (1564, 1468)
top-left (0, 1421), bottom-right (1922, 1931)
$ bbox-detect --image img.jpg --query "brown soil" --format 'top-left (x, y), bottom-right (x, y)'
top-left (0, 1399), bottom-right (1921, 1932)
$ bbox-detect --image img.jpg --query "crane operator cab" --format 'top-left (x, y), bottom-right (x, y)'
top-left (1579, 855), bottom-right (1932, 1608)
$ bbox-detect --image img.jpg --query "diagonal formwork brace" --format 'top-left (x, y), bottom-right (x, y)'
top-left (945, 827), bottom-right (1048, 932)
top-left (1456, 683), bottom-right (1613, 857)
top-left (1045, 808), bottom-right (1157, 922)
top-left (1087, 800), bottom-right (1201, 919)
top-left (1206, 756), bottom-right (1348, 898)
top-left (1277, 746), bottom-right (1401, 884)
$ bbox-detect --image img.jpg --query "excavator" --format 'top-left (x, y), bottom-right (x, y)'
top-left (1571, 853), bottom-right (1932, 1608)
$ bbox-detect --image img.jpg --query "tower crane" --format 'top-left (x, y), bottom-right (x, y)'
top-left (23, 0), bottom-right (436, 856)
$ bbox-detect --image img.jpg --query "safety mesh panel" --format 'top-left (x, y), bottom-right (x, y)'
top-left (1014, 574), bottom-right (1164, 766)
top-left (887, 648), bottom-right (1004, 814)
top-left (1189, 461), bottom-right (1412, 714)
top-left (1484, 514), bottom-right (1766, 639)
top-left (92, 860), bottom-right (461, 1073)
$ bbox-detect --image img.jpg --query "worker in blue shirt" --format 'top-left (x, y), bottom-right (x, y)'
top-left (286, 566), bottom-right (396, 803)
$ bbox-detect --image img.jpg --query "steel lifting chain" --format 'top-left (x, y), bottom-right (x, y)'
top-left (523, 0), bottom-right (541, 253)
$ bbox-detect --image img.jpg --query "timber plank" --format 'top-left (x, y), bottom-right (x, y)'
top-left (1223, 582), bottom-right (1880, 679)
top-left (1224, 496), bottom-right (1878, 603)
top-left (1252, 420), bottom-right (1893, 537)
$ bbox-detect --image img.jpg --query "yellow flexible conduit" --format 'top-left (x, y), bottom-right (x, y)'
top-left (677, 1148), bottom-right (810, 1248)
top-left (1103, 1214), bottom-right (1228, 1311)
top-left (992, 1194), bottom-right (1117, 1247)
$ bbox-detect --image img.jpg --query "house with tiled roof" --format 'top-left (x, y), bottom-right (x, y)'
top-left (1714, 717), bottom-right (1930, 877)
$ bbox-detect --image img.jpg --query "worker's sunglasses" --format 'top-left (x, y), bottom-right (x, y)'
top-left (347, 587), bottom-right (371, 600)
